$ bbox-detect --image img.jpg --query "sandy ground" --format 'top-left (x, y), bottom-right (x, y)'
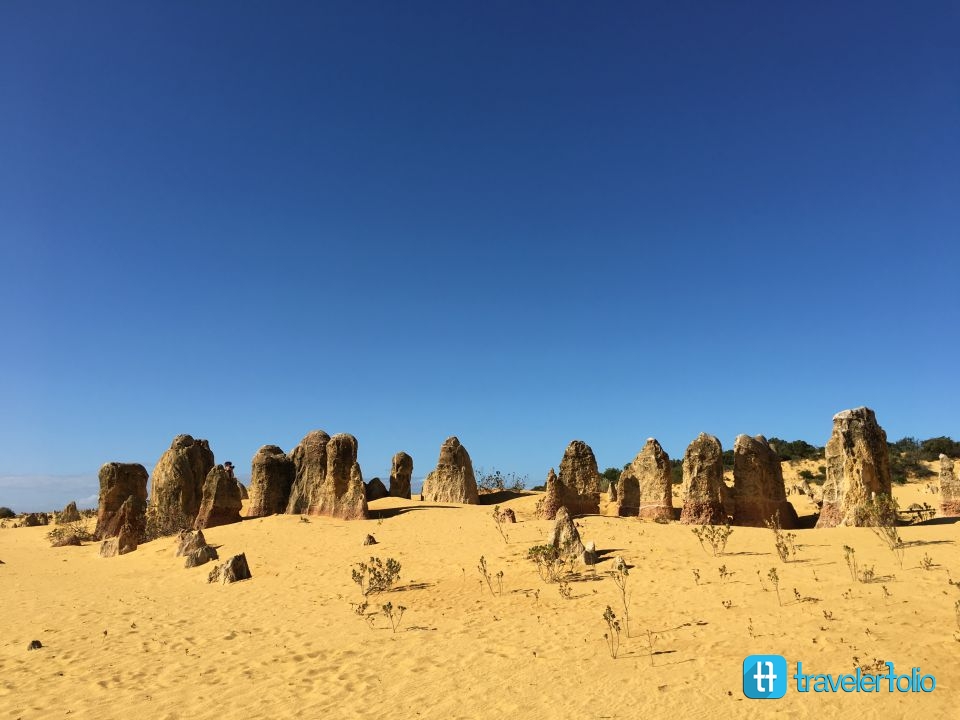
top-left (1, 481), bottom-right (957, 719)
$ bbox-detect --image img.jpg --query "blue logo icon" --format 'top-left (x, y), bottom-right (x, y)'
top-left (743, 655), bottom-right (787, 699)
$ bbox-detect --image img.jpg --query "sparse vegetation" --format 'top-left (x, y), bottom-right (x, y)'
top-left (491, 505), bottom-right (511, 543)
top-left (0, 507), bottom-right (15, 519)
top-left (46, 522), bottom-right (95, 546)
top-left (381, 601), bottom-right (406, 633)
top-left (765, 511), bottom-right (798, 563)
top-left (527, 544), bottom-right (572, 583)
top-left (351, 557), bottom-right (402, 596)
top-left (143, 505), bottom-right (192, 542)
top-left (610, 556), bottom-right (630, 636)
top-left (920, 553), bottom-right (935, 571)
top-left (768, 568), bottom-right (781, 606)
top-left (476, 468), bottom-right (527, 493)
top-left (691, 523), bottom-right (733, 556)
top-left (843, 546), bottom-right (859, 582)
top-left (602, 606), bottom-right (621, 659)
top-left (857, 494), bottom-right (905, 568)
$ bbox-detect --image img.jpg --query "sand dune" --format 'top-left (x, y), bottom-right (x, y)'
top-left (1, 482), bottom-right (956, 719)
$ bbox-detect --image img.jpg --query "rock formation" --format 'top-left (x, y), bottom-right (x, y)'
top-left (184, 545), bottom-right (219, 568)
top-left (389, 452), bottom-right (413, 499)
top-left (247, 445), bottom-right (295, 517)
top-left (237, 482), bottom-right (248, 500)
top-left (940, 454), bottom-right (959, 517)
top-left (208, 553), bottom-right (252, 584)
top-left (545, 440), bottom-right (602, 518)
top-left (21, 513), bottom-right (49, 527)
top-left (501, 508), bottom-right (516, 523)
top-left (99, 495), bottom-right (143, 557)
top-left (680, 433), bottom-right (730, 525)
top-left (547, 506), bottom-right (585, 557)
top-left (150, 435), bottom-right (214, 527)
top-left (732, 435), bottom-right (798, 528)
top-left (95, 463), bottom-right (148, 540)
top-left (815, 407), bottom-right (892, 528)
top-left (539, 468), bottom-right (562, 519)
top-left (421, 437), bottom-right (479, 504)
top-left (286, 430), bottom-right (330, 514)
top-left (195, 465), bottom-right (243, 529)
top-left (365, 477), bottom-right (389, 501)
top-left (582, 540), bottom-right (598, 566)
top-left (617, 438), bottom-right (674, 521)
top-left (175, 529), bottom-right (208, 557)
top-left (58, 501), bottom-right (81, 524)
top-left (307, 433), bottom-right (368, 520)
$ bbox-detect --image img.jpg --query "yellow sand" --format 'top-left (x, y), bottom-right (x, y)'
top-left (1, 483), bottom-right (956, 719)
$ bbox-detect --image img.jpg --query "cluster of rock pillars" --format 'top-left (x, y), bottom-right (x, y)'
top-left (92, 407), bottom-right (960, 559)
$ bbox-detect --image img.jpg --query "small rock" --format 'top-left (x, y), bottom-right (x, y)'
top-left (582, 540), bottom-right (598, 566)
top-left (208, 553), bottom-right (252, 584)
top-left (28, 640), bottom-right (42, 650)
top-left (184, 545), bottom-right (219, 568)
top-left (362, 534), bottom-right (378, 546)
top-left (501, 508), bottom-right (517, 523)
top-left (175, 529), bottom-right (207, 557)
top-left (58, 501), bottom-right (82, 524)
top-left (51, 533), bottom-right (82, 547)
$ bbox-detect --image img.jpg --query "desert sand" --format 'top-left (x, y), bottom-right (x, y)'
top-left (1, 480), bottom-right (956, 719)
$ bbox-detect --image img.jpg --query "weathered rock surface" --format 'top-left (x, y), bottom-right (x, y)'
top-left (21, 513), bottom-right (49, 527)
top-left (940, 454), bottom-right (959, 517)
top-left (175, 529), bottom-right (208, 557)
top-left (501, 508), bottom-right (517, 523)
top-left (51, 533), bottom-right (82, 547)
top-left (247, 445), bottom-right (295, 517)
top-left (208, 553), bottom-right (252, 584)
top-left (680, 433), bottom-right (730, 525)
top-left (389, 452), bottom-right (413, 499)
top-left (547, 506), bottom-right (585, 557)
top-left (732, 435), bottom-right (798, 528)
top-left (307, 433), bottom-right (368, 520)
top-left (237, 482), bottom-right (249, 500)
top-left (95, 463), bottom-right (148, 540)
top-left (286, 430), bottom-right (330, 514)
top-left (184, 545), bottom-right (219, 568)
top-left (815, 407), bottom-right (892, 528)
top-left (363, 534), bottom-right (378, 546)
top-left (58, 501), bottom-right (81, 524)
top-left (540, 468), bottom-right (562, 519)
top-left (195, 465), bottom-right (243, 529)
top-left (548, 440), bottom-right (602, 518)
top-left (618, 438), bottom-right (674, 521)
top-left (365, 477), bottom-right (389, 501)
top-left (150, 435), bottom-right (214, 528)
top-left (421, 437), bottom-right (479, 504)
top-left (582, 540), bottom-right (598, 566)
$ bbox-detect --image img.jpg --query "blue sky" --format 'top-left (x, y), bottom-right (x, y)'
top-left (1, 1), bottom-right (957, 511)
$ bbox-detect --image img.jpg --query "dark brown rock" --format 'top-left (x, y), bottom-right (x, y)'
top-left (51, 533), bottom-right (82, 547)
top-left (816, 407), bottom-right (892, 528)
top-left (365, 477), bottom-right (389, 501)
top-left (21, 513), bottom-right (49, 527)
top-left (195, 465), bottom-right (243, 530)
top-left (58, 501), bottom-right (81, 525)
top-left (389, 452), bottom-right (414, 499)
top-left (501, 508), bottom-right (517, 523)
top-left (680, 433), bottom-right (730, 525)
top-left (286, 430), bottom-right (330, 514)
top-left (175, 529), bottom-right (208, 557)
top-left (306, 433), bottom-right (368, 520)
top-left (208, 553), bottom-right (252, 584)
top-left (363, 533), bottom-right (378, 546)
top-left (184, 545), bottom-right (219, 568)
top-left (95, 463), bottom-right (148, 540)
top-left (247, 445), bottom-right (295, 517)
top-left (237, 482), bottom-right (249, 500)
top-left (617, 438), bottom-right (674, 521)
top-left (732, 435), bottom-right (798, 528)
top-left (150, 435), bottom-right (214, 528)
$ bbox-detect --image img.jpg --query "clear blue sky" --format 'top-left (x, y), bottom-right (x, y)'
top-left (1, 1), bottom-right (957, 511)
